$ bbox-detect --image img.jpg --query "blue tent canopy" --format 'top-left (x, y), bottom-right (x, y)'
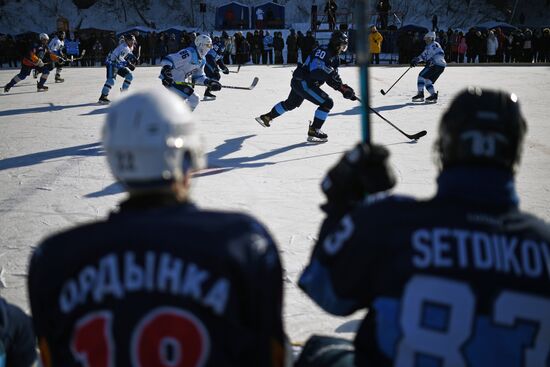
top-left (116, 26), bottom-right (155, 37)
top-left (215, 2), bottom-right (250, 30)
top-left (475, 21), bottom-right (518, 34)
top-left (252, 2), bottom-right (285, 29)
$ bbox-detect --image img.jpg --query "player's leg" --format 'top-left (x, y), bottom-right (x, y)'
top-left (170, 82), bottom-right (200, 111)
top-left (295, 81), bottom-right (332, 142)
top-left (295, 335), bottom-right (355, 367)
top-left (423, 66), bottom-right (445, 103)
top-left (118, 67), bottom-right (133, 92)
top-left (37, 65), bottom-right (51, 91)
top-left (204, 67), bottom-right (220, 99)
top-left (4, 65), bottom-right (32, 92)
top-left (99, 64), bottom-right (116, 103)
top-left (412, 67), bottom-right (429, 102)
top-left (55, 61), bottom-right (64, 83)
top-left (256, 82), bottom-right (304, 127)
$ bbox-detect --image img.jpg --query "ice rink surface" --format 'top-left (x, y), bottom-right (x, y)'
top-left (1, 64), bottom-right (549, 342)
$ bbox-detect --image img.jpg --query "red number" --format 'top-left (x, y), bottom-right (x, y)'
top-left (132, 307), bottom-right (210, 367)
top-left (71, 312), bottom-right (114, 367)
top-left (71, 308), bottom-right (209, 367)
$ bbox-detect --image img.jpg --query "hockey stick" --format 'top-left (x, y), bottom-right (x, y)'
top-left (221, 76), bottom-right (259, 90)
top-left (380, 66), bottom-right (411, 95)
top-left (356, 0), bottom-right (371, 142)
top-left (66, 49), bottom-right (87, 63)
top-left (356, 98), bottom-right (427, 141)
top-left (229, 64), bottom-right (241, 74)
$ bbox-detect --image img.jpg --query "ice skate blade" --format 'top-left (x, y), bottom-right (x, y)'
top-left (255, 116), bottom-right (270, 128)
top-left (307, 136), bottom-right (328, 143)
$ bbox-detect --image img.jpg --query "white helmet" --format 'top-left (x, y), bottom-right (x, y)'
top-left (39, 33), bottom-right (49, 41)
top-left (102, 89), bottom-right (205, 187)
top-left (424, 31), bottom-right (436, 43)
top-left (195, 34), bottom-right (213, 58)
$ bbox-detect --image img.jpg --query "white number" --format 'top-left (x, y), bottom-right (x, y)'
top-left (323, 215), bottom-right (354, 255)
top-left (397, 275), bottom-right (550, 366)
top-left (396, 276), bottom-right (474, 367)
top-left (494, 291), bottom-right (550, 367)
top-left (462, 131), bottom-right (507, 158)
top-left (315, 49), bottom-right (326, 59)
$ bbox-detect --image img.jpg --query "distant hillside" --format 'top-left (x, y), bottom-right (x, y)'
top-left (0, 0), bottom-right (548, 34)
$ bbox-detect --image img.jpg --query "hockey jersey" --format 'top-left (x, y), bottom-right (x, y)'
top-left (415, 41), bottom-right (447, 67)
top-left (48, 37), bottom-right (64, 56)
top-left (160, 46), bottom-right (208, 85)
top-left (105, 43), bottom-right (133, 69)
top-left (28, 200), bottom-right (286, 367)
top-left (293, 45), bottom-right (342, 89)
top-left (299, 167), bottom-right (550, 367)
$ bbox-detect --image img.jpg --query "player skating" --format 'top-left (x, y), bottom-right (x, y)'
top-left (28, 88), bottom-right (288, 366)
top-left (3, 33), bottom-right (63, 93)
top-left (203, 37), bottom-right (230, 100)
top-left (297, 88), bottom-right (550, 367)
top-left (410, 31), bottom-right (446, 103)
top-left (159, 34), bottom-right (222, 111)
top-left (48, 31), bottom-right (67, 83)
top-left (255, 30), bottom-right (357, 142)
top-left (98, 34), bottom-right (137, 104)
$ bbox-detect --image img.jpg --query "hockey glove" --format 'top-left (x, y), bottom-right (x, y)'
top-left (339, 84), bottom-right (357, 100)
top-left (321, 143), bottom-right (396, 206)
top-left (410, 58), bottom-right (418, 67)
top-left (222, 66), bottom-right (230, 75)
top-left (36, 59), bottom-right (45, 68)
top-left (161, 66), bottom-right (174, 87)
top-left (206, 79), bottom-right (222, 91)
top-left (326, 71), bottom-right (343, 90)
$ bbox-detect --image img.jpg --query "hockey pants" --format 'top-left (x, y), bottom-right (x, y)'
top-left (167, 82), bottom-right (200, 111)
top-left (101, 65), bottom-right (133, 96)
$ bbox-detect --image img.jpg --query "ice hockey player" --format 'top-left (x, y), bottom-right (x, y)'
top-left (48, 30), bottom-right (67, 83)
top-left (296, 87), bottom-right (550, 367)
top-left (203, 37), bottom-right (230, 99)
top-left (0, 296), bottom-right (37, 367)
top-left (159, 34), bottom-right (222, 111)
top-left (255, 30), bottom-right (356, 142)
top-left (28, 88), bottom-right (289, 367)
top-left (3, 33), bottom-right (63, 93)
top-left (98, 34), bottom-right (137, 104)
top-left (410, 31), bottom-right (446, 103)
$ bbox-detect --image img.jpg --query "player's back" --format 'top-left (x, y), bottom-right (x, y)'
top-left (352, 195), bottom-right (550, 366)
top-left (28, 202), bottom-right (284, 367)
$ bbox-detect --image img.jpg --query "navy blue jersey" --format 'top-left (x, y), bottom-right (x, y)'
top-left (28, 200), bottom-right (286, 367)
top-left (0, 298), bottom-right (36, 367)
top-left (294, 45), bottom-right (341, 89)
top-left (300, 168), bottom-right (550, 366)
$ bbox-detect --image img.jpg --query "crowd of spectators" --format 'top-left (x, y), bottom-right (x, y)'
top-left (1, 25), bottom-right (549, 69)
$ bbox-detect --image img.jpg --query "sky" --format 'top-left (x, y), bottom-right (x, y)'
top-left (1, 64), bottom-right (549, 342)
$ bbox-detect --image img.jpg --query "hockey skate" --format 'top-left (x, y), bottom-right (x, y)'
top-left (307, 126), bottom-right (328, 143)
top-left (98, 95), bottom-right (110, 104)
top-left (203, 90), bottom-right (217, 100)
top-left (411, 92), bottom-right (424, 102)
top-left (3, 84), bottom-right (10, 93)
top-left (255, 113), bottom-right (272, 128)
top-left (55, 75), bottom-right (64, 83)
top-left (33, 69), bottom-right (39, 79)
top-left (37, 83), bottom-right (48, 92)
top-left (425, 92), bottom-right (438, 103)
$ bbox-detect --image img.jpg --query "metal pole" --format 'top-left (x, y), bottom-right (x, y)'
top-left (356, 0), bottom-right (371, 143)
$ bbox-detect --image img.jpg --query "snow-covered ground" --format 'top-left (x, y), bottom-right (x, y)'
top-left (1, 64), bottom-right (549, 343)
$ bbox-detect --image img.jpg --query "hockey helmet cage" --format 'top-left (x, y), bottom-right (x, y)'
top-left (436, 87), bottom-right (527, 171)
top-left (39, 33), bottom-right (49, 42)
top-left (329, 30), bottom-right (348, 54)
top-left (102, 89), bottom-right (205, 188)
top-left (195, 34), bottom-right (213, 58)
top-left (424, 31), bottom-right (436, 43)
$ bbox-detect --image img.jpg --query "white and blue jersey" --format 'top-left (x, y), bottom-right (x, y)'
top-left (160, 46), bottom-right (207, 85)
top-left (415, 41), bottom-right (447, 67)
top-left (105, 43), bottom-right (133, 69)
top-left (48, 37), bottom-right (64, 56)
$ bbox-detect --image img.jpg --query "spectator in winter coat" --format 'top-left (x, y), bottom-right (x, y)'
top-left (522, 29), bottom-right (533, 63)
top-left (286, 29), bottom-right (298, 64)
top-left (273, 32), bottom-right (285, 64)
top-left (263, 30), bottom-right (274, 64)
top-left (449, 30), bottom-right (460, 62)
top-left (458, 33), bottom-right (467, 63)
top-left (368, 25), bottom-right (383, 64)
top-left (541, 28), bottom-right (550, 62)
top-left (302, 31), bottom-right (316, 61)
top-left (486, 30), bottom-right (499, 62)
top-left (252, 30), bottom-right (261, 64)
top-left (297, 31), bottom-right (305, 63)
